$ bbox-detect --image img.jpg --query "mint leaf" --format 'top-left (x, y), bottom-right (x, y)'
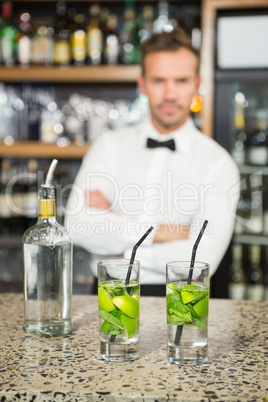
top-left (167, 314), bottom-right (185, 326)
top-left (99, 309), bottom-right (124, 329)
top-left (100, 321), bottom-right (122, 335)
top-left (193, 317), bottom-right (207, 330)
top-left (167, 293), bottom-right (192, 323)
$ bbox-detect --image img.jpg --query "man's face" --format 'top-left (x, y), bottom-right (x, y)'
top-left (138, 48), bottom-right (200, 134)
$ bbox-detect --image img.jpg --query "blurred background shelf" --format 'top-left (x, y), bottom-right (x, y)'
top-left (0, 65), bottom-right (141, 83)
top-left (0, 141), bottom-right (90, 158)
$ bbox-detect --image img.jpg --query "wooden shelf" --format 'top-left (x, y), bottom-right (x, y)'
top-left (0, 141), bottom-right (90, 159)
top-left (0, 65), bottom-right (141, 83)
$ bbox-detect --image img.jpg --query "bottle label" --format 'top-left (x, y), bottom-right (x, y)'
top-left (263, 211), bottom-right (268, 234)
top-left (73, 30), bottom-right (86, 61)
top-left (231, 149), bottom-right (245, 165)
top-left (246, 284), bottom-right (264, 301)
top-left (54, 41), bottom-right (70, 64)
top-left (248, 146), bottom-right (268, 166)
top-left (88, 28), bottom-right (103, 52)
top-left (18, 36), bottom-right (31, 65)
top-left (106, 35), bottom-right (119, 64)
top-left (2, 37), bottom-right (14, 65)
top-left (39, 199), bottom-right (55, 217)
top-left (228, 283), bottom-right (246, 300)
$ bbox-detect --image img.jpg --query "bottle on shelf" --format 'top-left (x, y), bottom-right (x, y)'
top-left (86, 4), bottom-right (103, 65)
top-left (71, 13), bottom-right (87, 66)
top-left (261, 245), bottom-right (268, 301)
top-left (234, 174), bottom-right (251, 234)
top-left (120, 7), bottom-right (140, 65)
top-left (228, 244), bottom-right (246, 300)
top-left (190, 6), bottom-right (202, 49)
top-left (245, 244), bottom-right (264, 301)
top-left (262, 175), bottom-right (268, 235)
top-left (247, 108), bottom-right (268, 166)
top-left (22, 159), bottom-right (73, 337)
top-left (153, 0), bottom-right (177, 34)
top-left (24, 158), bottom-right (38, 219)
top-left (138, 5), bottom-right (154, 44)
top-left (17, 10), bottom-right (32, 68)
top-left (248, 172), bottom-right (263, 234)
top-left (0, 159), bottom-right (13, 235)
top-left (31, 25), bottom-right (54, 66)
top-left (53, 1), bottom-right (71, 67)
top-left (103, 14), bottom-right (120, 65)
top-left (231, 91), bottom-right (248, 166)
top-left (236, 172), bottom-right (262, 234)
top-left (0, 1), bottom-right (18, 67)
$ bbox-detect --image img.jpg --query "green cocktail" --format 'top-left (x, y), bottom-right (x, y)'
top-left (98, 280), bottom-right (140, 341)
top-left (166, 261), bottom-right (210, 365)
top-left (167, 283), bottom-right (209, 329)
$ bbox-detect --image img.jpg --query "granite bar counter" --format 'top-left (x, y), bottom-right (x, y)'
top-left (0, 294), bottom-right (267, 402)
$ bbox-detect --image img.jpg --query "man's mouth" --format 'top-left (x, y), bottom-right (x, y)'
top-left (159, 103), bottom-right (180, 114)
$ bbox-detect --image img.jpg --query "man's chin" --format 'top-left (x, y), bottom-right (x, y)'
top-left (158, 117), bottom-right (185, 131)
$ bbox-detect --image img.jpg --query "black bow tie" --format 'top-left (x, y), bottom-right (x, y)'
top-left (146, 137), bottom-right (176, 151)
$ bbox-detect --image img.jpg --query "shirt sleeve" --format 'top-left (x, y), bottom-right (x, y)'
top-left (123, 153), bottom-right (240, 280)
top-left (64, 133), bottom-right (155, 255)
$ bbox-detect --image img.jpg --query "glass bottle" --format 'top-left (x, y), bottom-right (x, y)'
top-left (231, 91), bottom-right (247, 166)
top-left (228, 243), bottom-right (246, 300)
top-left (262, 176), bottom-right (268, 235)
top-left (22, 159), bottom-right (73, 337)
top-left (31, 25), bottom-right (54, 66)
top-left (138, 5), bottom-right (154, 44)
top-left (53, 1), bottom-right (71, 67)
top-left (0, 1), bottom-right (18, 67)
top-left (87, 4), bottom-right (103, 65)
top-left (245, 244), bottom-right (264, 301)
top-left (190, 6), bottom-right (202, 49)
top-left (247, 109), bottom-right (268, 166)
top-left (103, 14), bottom-right (120, 65)
top-left (261, 245), bottom-right (268, 301)
top-left (17, 10), bottom-right (32, 68)
top-left (71, 13), bottom-right (87, 66)
top-left (153, 0), bottom-right (176, 34)
top-left (120, 7), bottom-right (140, 65)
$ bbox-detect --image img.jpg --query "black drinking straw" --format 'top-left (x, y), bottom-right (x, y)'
top-left (110, 225), bottom-right (154, 343)
top-left (174, 220), bottom-right (208, 345)
top-left (125, 225), bottom-right (154, 287)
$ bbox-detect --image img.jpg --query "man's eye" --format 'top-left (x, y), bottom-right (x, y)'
top-left (177, 79), bottom-right (188, 84)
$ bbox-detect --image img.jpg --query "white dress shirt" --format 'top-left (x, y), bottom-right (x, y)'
top-left (65, 117), bottom-right (240, 284)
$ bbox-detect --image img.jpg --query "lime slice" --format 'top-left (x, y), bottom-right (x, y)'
top-left (112, 295), bottom-right (139, 318)
top-left (181, 285), bottom-right (198, 304)
top-left (98, 287), bottom-right (115, 312)
top-left (193, 296), bottom-right (208, 318)
top-left (181, 290), bottom-right (195, 304)
top-left (133, 294), bottom-right (140, 302)
top-left (121, 315), bottom-right (138, 339)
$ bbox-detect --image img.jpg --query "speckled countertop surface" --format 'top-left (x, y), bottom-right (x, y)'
top-left (0, 294), bottom-right (267, 402)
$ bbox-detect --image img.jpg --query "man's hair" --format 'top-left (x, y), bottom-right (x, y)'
top-left (140, 27), bottom-right (200, 75)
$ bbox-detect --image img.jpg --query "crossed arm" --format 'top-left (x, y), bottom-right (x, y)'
top-left (87, 189), bottom-right (189, 243)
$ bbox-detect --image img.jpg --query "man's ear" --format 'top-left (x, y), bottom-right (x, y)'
top-left (137, 74), bottom-right (146, 95)
top-left (195, 75), bottom-right (201, 95)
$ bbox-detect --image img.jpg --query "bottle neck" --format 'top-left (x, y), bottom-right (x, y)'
top-left (38, 198), bottom-right (56, 219)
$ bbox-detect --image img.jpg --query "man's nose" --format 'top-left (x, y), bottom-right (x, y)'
top-left (163, 82), bottom-right (177, 100)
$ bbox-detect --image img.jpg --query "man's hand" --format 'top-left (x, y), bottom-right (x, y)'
top-left (153, 223), bottom-right (189, 242)
top-left (87, 190), bottom-right (111, 210)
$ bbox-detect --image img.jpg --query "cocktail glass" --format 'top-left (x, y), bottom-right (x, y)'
top-left (166, 261), bottom-right (210, 365)
top-left (98, 259), bottom-right (140, 362)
